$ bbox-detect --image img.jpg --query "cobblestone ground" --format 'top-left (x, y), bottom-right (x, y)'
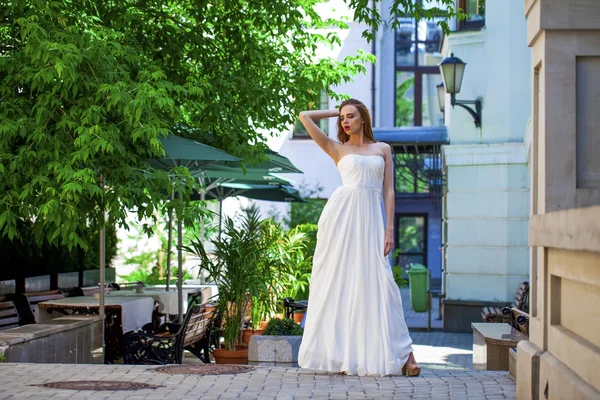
top-left (0, 362), bottom-right (514, 400)
top-left (0, 332), bottom-right (515, 399)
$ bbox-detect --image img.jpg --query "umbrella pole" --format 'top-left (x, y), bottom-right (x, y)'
top-left (218, 198), bottom-right (223, 239)
top-left (199, 178), bottom-right (206, 249)
top-left (166, 186), bottom-right (174, 292)
top-left (99, 174), bottom-right (106, 361)
top-left (177, 191), bottom-right (184, 323)
top-left (199, 191), bottom-right (205, 241)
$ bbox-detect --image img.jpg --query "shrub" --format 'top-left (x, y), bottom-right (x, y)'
top-left (263, 318), bottom-right (304, 336)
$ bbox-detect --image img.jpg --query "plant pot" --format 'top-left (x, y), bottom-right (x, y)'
top-left (242, 328), bottom-right (265, 345)
top-left (293, 313), bottom-right (305, 324)
top-left (204, 304), bottom-right (217, 313)
top-left (212, 348), bottom-right (248, 365)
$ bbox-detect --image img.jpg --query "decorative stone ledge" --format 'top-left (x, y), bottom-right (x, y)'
top-left (447, 29), bottom-right (486, 47)
top-left (443, 142), bottom-right (528, 166)
top-left (248, 335), bottom-right (302, 367)
top-left (529, 205), bottom-right (600, 252)
top-left (0, 315), bottom-right (104, 363)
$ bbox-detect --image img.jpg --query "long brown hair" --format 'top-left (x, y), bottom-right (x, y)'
top-left (337, 98), bottom-right (376, 144)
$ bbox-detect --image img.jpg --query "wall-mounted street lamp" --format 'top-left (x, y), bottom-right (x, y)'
top-left (436, 82), bottom-right (445, 113)
top-left (438, 53), bottom-right (482, 128)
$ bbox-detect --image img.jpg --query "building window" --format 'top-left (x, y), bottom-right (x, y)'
top-left (395, 214), bottom-right (427, 270)
top-left (294, 91), bottom-right (329, 138)
top-left (458, 0), bottom-right (485, 30)
top-left (394, 16), bottom-right (444, 127)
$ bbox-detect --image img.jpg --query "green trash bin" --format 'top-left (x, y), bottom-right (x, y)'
top-left (407, 263), bottom-right (429, 312)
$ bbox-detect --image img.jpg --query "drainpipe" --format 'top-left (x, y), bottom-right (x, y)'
top-left (370, 0), bottom-right (376, 125)
top-left (441, 155), bottom-right (448, 321)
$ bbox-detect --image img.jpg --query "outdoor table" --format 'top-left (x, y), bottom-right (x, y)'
top-left (110, 289), bottom-right (180, 315)
top-left (149, 284), bottom-right (217, 304)
top-left (36, 296), bottom-right (154, 363)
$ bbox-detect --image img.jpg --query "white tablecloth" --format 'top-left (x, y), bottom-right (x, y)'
top-left (110, 289), bottom-right (181, 315)
top-left (36, 296), bottom-right (154, 333)
top-left (149, 285), bottom-right (218, 304)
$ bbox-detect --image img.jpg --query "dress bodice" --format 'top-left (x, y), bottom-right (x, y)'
top-left (337, 153), bottom-right (384, 193)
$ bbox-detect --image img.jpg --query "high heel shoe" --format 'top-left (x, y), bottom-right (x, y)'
top-left (402, 352), bottom-right (421, 377)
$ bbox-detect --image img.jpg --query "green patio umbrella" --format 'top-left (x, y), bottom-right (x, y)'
top-left (194, 173), bottom-right (299, 238)
top-left (191, 181), bottom-right (305, 239)
top-left (148, 134), bottom-right (240, 322)
top-left (229, 184), bottom-right (306, 203)
top-left (192, 181), bottom-right (305, 206)
top-left (194, 151), bottom-right (302, 239)
top-left (148, 135), bottom-right (239, 170)
top-left (206, 149), bottom-right (302, 174)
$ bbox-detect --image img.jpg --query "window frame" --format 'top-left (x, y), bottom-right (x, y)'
top-left (394, 17), bottom-right (442, 127)
top-left (394, 213), bottom-right (429, 270)
top-left (457, 0), bottom-right (485, 31)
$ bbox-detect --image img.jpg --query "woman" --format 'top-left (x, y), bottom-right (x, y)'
top-left (297, 98), bottom-right (420, 377)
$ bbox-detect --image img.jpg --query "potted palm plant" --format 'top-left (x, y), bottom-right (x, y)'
top-left (242, 220), bottom-right (315, 345)
top-left (242, 293), bottom-right (269, 345)
top-left (184, 208), bottom-right (272, 364)
top-left (265, 222), bottom-right (316, 316)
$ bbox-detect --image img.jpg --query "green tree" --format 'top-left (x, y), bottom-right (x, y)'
top-left (0, 0), bottom-right (375, 250)
top-left (346, 0), bottom-right (464, 41)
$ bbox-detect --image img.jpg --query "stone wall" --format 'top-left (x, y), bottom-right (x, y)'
top-left (518, 0), bottom-right (600, 398)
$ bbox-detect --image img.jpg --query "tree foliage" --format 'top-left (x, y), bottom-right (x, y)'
top-left (347, 0), bottom-right (464, 42)
top-left (0, 0), bottom-right (374, 249)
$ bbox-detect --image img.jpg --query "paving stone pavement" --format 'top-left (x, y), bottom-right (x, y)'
top-left (0, 362), bottom-right (515, 400)
top-left (410, 333), bottom-right (473, 372)
top-left (0, 332), bottom-right (515, 400)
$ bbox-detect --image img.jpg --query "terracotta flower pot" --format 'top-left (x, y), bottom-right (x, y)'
top-left (242, 328), bottom-right (265, 344)
top-left (212, 348), bottom-right (248, 365)
top-left (293, 313), bottom-right (305, 323)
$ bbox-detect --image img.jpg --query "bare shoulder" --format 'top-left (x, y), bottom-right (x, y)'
top-left (376, 142), bottom-right (391, 151)
top-left (375, 142), bottom-right (392, 157)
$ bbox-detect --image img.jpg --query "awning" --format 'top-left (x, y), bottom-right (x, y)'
top-left (373, 126), bottom-right (449, 145)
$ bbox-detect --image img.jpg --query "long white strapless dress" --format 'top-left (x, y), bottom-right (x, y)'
top-left (298, 153), bottom-right (414, 376)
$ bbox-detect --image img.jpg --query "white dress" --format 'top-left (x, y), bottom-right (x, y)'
top-left (298, 153), bottom-right (414, 376)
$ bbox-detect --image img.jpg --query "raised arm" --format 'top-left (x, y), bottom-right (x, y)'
top-left (298, 109), bottom-right (341, 160)
top-left (382, 143), bottom-right (395, 256)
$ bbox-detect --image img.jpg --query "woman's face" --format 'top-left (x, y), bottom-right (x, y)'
top-left (339, 105), bottom-right (363, 136)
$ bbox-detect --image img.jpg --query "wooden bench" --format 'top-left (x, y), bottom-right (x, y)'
top-left (122, 305), bottom-right (216, 365)
top-left (481, 281), bottom-right (529, 323)
top-left (0, 296), bottom-right (20, 331)
top-left (14, 290), bottom-right (65, 325)
top-left (472, 322), bottom-right (527, 371)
